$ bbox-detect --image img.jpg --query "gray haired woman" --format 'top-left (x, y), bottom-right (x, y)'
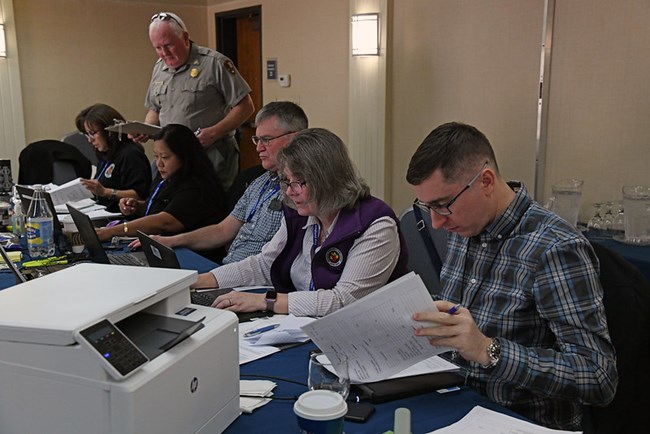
top-left (193, 128), bottom-right (409, 317)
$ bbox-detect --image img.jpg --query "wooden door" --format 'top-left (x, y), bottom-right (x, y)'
top-left (216, 7), bottom-right (262, 173)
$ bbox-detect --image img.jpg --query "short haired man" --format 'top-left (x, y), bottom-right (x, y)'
top-left (407, 122), bottom-right (617, 430)
top-left (144, 12), bottom-right (255, 191)
top-left (149, 101), bottom-right (308, 264)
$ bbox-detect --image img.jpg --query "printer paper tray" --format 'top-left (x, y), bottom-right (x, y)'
top-left (117, 312), bottom-right (205, 359)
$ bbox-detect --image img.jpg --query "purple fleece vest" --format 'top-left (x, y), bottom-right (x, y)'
top-left (270, 196), bottom-right (409, 293)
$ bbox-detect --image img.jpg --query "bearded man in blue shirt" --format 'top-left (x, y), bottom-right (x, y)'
top-left (407, 121), bottom-right (617, 431)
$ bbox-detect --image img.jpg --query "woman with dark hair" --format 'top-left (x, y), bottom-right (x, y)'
top-left (95, 124), bottom-right (227, 242)
top-left (192, 128), bottom-right (409, 317)
top-left (76, 103), bottom-right (151, 212)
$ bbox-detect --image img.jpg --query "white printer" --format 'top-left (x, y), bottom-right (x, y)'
top-left (0, 263), bottom-right (240, 434)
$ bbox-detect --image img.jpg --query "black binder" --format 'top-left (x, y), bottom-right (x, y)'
top-left (351, 370), bottom-right (465, 404)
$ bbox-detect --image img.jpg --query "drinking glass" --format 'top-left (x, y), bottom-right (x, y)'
top-left (587, 203), bottom-right (603, 231)
top-left (612, 201), bottom-right (625, 234)
top-left (602, 201), bottom-right (615, 233)
top-left (308, 353), bottom-right (350, 400)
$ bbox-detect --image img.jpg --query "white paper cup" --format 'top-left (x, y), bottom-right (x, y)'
top-left (294, 390), bottom-right (347, 434)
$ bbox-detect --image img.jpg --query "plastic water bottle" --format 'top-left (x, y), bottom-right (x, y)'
top-left (10, 186), bottom-right (25, 237)
top-left (25, 185), bottom-right (55, 258)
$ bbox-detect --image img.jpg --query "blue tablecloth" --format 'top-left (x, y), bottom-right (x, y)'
top-left (227, 342), bottom-right (523, 434)
top-left (0, 246), bottom-right (217, 290)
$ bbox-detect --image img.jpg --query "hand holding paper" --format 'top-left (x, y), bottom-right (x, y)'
top-left (301, 272), bottom-right (453, 383)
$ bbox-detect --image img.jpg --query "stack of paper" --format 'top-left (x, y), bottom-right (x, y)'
top-left (429, 406), bottom-right (581, 433)
top-left (239, 315), bottom-right (316, 365)
top-left (239, 380), bottom-right (276, 413)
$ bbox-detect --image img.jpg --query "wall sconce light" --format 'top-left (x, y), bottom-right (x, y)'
top-left (0, 24), bottom-right (7, 58)
top-left (351, 13), bottom-right (379, 56)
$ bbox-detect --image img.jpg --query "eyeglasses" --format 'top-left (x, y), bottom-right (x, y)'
top-left (84, 130), bottom-right (100, 141)
top-left (151, 12), bottom-right (185, 30)
top-left (414, 161), bottom-right (488, 216)
top-left (280, 179), bottom-right (307, 194)
top-left (251, 131), bottom-right (296, 147)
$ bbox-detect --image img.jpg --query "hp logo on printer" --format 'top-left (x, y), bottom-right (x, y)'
top-left (190, 377), bottom-right (199, 393)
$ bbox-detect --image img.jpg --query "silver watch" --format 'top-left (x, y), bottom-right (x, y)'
top-left (483, 337), bottom-right (501, 369)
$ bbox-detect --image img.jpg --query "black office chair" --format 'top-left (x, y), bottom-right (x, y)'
top-left (399, 207), bottom-right (447, 295)
top-left (226, 164), bottom-right (266, 211)
top-left (582, 241), bottom-right (650, 434)
top-left (61, 131), bottom-right (98, 166)
top-left (18, 140), bottom-right (92, 185)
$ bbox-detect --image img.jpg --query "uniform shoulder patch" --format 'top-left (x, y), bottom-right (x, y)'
top-left (223, 59), bottom-right (237, 74)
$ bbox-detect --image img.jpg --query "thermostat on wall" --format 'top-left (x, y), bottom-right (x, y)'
top-left (279, 74), bottom-right (291, 88)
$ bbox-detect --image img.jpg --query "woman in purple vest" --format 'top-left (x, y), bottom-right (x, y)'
top-left (193, 128), bottom-right (409, 317)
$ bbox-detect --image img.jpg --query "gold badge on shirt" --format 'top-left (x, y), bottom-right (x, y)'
top-left (326, 248), bottom-right (343, 267)
top-left (190, 68), bottom-right (199, 78)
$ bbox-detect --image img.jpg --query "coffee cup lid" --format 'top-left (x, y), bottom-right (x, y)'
top-left (293, 390), bottom-right (347, 420)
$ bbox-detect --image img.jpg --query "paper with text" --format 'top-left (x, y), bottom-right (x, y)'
top-left (301, 272), bottom-right (452, 383)
top-left (47, 178), bottom-right (93, 206)
top-left (429, 406), bottom-right (580, 433)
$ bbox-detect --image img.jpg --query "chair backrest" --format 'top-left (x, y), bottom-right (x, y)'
top-left (399, 207), bottom-right (447, 295)
top-left (582, 241), bottom-right (650, 434)
top-left (18, 140), bottom-right (92, 185)
top-left (226, 164), bottom-right (266, 211)
top-left (61, 131), bottom-right (98, 166)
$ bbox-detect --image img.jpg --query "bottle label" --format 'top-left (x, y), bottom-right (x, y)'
top-left (26, 220), bottom-right (53, 246)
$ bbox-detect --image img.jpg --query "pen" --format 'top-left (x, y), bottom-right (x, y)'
top-left (244, 324), bottom-right (280, 338)
top-left (447, 304), bottom-right (462, 315)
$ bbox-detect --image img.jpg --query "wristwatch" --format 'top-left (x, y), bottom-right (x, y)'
top-left (264, 290), bottom-right (277, 312)
top-left (483, 338), bottom-right (501, 369)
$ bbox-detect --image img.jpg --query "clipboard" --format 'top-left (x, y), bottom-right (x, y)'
top-left (105, 121), bottom-right (162, 136)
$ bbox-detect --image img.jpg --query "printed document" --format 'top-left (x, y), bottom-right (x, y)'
top-left (429, 406), bottom-right (581, 433)
top-left (301, 272), bottom-right (452, 383)
top-left (46, 178), bottom-right (93, 206)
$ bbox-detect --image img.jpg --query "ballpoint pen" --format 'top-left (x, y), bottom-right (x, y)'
top-left (243, 323), bottom-right (280, 338)
top-left (447, 304), bottom-right (462, 315)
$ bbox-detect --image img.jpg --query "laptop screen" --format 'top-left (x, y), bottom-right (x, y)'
top-left (136, 231), bottom-right (181, 269)
top-left (66, 204), bottom-right (111, 264)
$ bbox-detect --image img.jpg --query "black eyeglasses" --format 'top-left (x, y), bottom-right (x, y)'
top-left (251, 131), bottom-right (296, 147)
top-left (151, 12), bottom-right (184, 29)
top-left (414, 161), bottom-right (488, 216)
top-left (84, 130), bottom-right (100, 141)
top-left (280, 179), bottom-right (307, 194)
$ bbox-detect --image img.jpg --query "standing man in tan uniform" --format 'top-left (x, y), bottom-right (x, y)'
top-left (142, 12), bottom-right (254, 191)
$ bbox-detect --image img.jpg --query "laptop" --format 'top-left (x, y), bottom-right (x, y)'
top-left (136, 231), bottom-right (268, 321)
top-left (136, 230), bottom-right (224, 306)
top-left (0, 243), bottom-right (67, 282)
top-left (67, 204), bottom-right (148, 267)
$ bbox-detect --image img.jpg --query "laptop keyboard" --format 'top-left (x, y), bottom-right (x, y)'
top-left (191, 291), bottom-right (216, 306)
top-left (109, 253), bottom-right (148, 267)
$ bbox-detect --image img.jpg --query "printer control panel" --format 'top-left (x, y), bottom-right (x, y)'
top-left (78, 319), bottom-right (149, 380)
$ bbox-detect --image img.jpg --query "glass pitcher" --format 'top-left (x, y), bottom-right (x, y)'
top-left (622, 185), bottom-right (650, 244)
top-left (547, 179), bottom-right (584, 228)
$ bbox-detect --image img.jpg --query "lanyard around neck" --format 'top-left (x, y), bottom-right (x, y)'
top-left (309, 223), bottom-right (321, 291)
top-left (145, 179), bottom-right (166, 216)
top-left (246, 178), bottom-right (281, 223)
top-left (97, 160), bottom-right (110, 180)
